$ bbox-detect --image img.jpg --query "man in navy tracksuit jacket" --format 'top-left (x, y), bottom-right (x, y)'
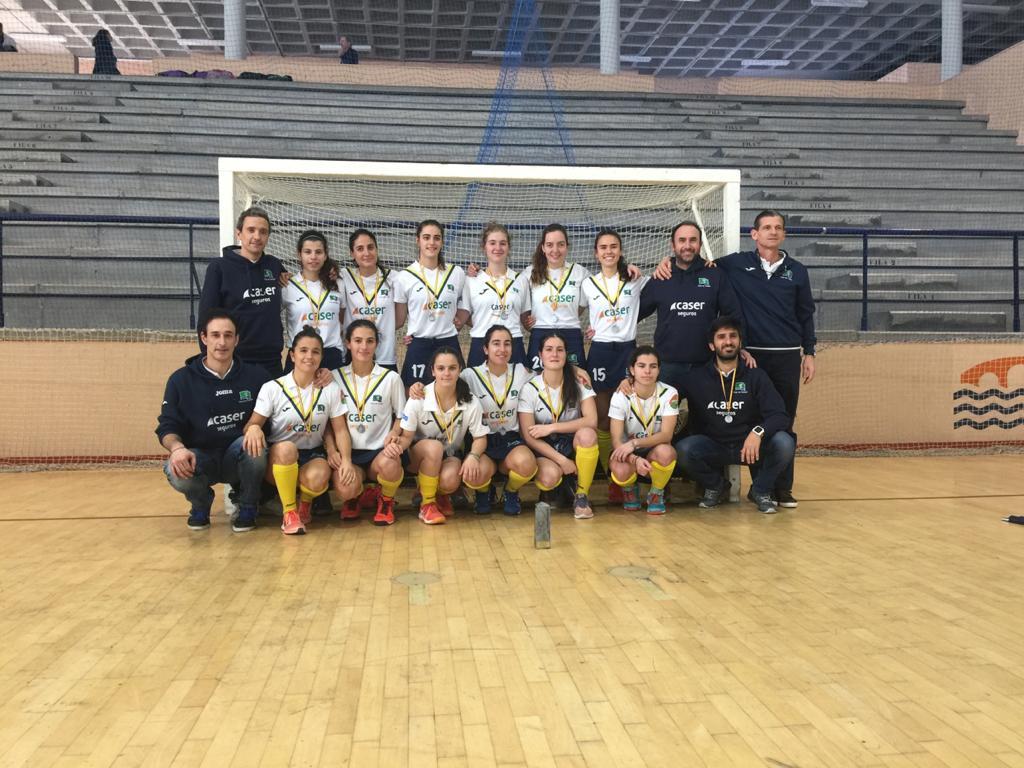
top-left (639, 220), bottom-right (743, 395)
top-left (198, 206), bottom-right (286, 378)
top-left (675, 317), bottom-right (794, 514)
top-left (158, 308), bottom-right (269, 531)
top-left (715, 210), bottom-right (815, 508)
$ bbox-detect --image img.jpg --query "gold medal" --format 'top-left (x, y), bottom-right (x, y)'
top-left (275, 377), bottom-right (322, 433)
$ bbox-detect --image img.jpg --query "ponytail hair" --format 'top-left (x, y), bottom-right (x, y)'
top-left (290, 325), bottom-right (324, 352)
top-left (537, 330), bottom-right (581, 410)
top-left (416, 219), bottom-right (446, 269)
top-left (430, 346), bottom-right (472, 404)
top-left (531, 223), bottom-right (569, 286)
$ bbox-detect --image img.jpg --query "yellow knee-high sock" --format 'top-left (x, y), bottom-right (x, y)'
top-left (378, 471), bottom-right (403, 500)
top-left (464, 477), bottom-right (490, 492)
top-left (575, 444), bottom-right (600, 497)
top-left (596, 429), bottom-right (612, 475)
top-left (506, 468), bottom-right (537, 492)
top-left (418, 473), bottom-right (439, 505)
top-left (299, 483), bottom-right (326, 502)
top-left (612, 471), bottom-right (638, 487)
top-left (650, 460), bottom-right (677, 491)
top-left (272, 462), bottom-right (299, 513)
top-left (535, 476), bottom-right (562, 491)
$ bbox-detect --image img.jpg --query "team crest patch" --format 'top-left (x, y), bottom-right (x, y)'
top-left (669, 394), bottom-right (679, 408)
top-left (264, 269), bottom-right (274, 280)
top-left (239, 390), bottom-right (252, 402)
top-left (697, 277), bottom-right (710, 287)
top-left (316, 404), bottom-right (326, 413)
top-left (954, 356), bottom-right (1024, 430)
top-left (780, 269), bottom-right (793, 281)
top-left (372, 394), bottom-right (383, 402)
top-left (734, 382), bottom-right (747, 393)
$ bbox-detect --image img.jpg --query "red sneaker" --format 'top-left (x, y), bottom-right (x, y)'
top-left (374, 496), bottom-right (396, 526)
top-left (436, 494), bottom-right (453, 516)
top-left (340, 498), bottom-right (360, 520)
top-left (281, 510), bottom-right (306, 535)
top-left (297, 500), bottom-right (313, 525)
top-left (607, 483), bottom-right (624, 504)
top-left (358, 484), bottom-right (380, 511)
top-left (418, 503), bottom-right (446, 525)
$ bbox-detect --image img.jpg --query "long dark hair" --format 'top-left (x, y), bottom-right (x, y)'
top-left (538, 330), bottom-right (581, 410)
top-left (482, 324), bottom-right (513, 366)
top-left (627, 345), bottom-right (660, 382)
top-left (296, 229), bottom-right (338, 292)
top-left (593, 228), bottom-right (630, 282)
top-left (430, 346), bottom-right (471, 404)
top-left (290, 325), bottom-right (324, 353)
top-left (344, 318), bottom-right (379, 343)
top-left (531, 223), bottom-right (569, 286)
top-left (416, 219), bottom-right (446, 269)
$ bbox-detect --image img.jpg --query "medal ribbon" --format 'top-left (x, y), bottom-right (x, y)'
top-left (536, 380), bottom-right (564, 423)
top-left (545, 264), bottom-right (574, 297)
top-left (591, 273), bottom-right (626, 308)
top-left (431, 409), bottom-right (463, 447)
top-left (718, 368), bottom-right (737, 414)
top-left (471, 366), bottom-right (514, 408)
top-left (340, 367), bottom-right (390, 419)
top-left (406, 263), bottom-right (455, 300)
top-left (628, 387), bottom-right (661, 435)
top-left (291, 277), bottom-right (329, 325)
top-left (347, 266), bottom-right (388, 308)
top-left (275, 377), bottom-right (322, 433)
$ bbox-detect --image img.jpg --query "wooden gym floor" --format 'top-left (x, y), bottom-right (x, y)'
top-left (1, 455), bottom-right (1022, 768)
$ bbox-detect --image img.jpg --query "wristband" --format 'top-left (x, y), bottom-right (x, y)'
top-left (170, 446), bottom-right (187, 454)
top-left (467, 452), bottom-right (481, 461)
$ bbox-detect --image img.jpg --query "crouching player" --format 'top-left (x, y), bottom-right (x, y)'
top-left (332, 320), bottom-right (407, 526)
top-left (243, 326), bottom-right (357, 535)
top-left (397, 348), bottom-right (493, 525)
top-left (608, 346), bottom-right (679, 515)
top-left (157, 308), bottom-right (269, 531)
top-left (518, 331), bottom-right (600, 519)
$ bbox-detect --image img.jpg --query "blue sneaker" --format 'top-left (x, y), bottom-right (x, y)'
top-left (475, 486), bottom-right (496, 515)
top-left (646, 488), bottom-right (666, 515)
top-left (621, 484), bottom-right (642, 511)
top-left (232, 505), bottom-right (257, 532)
top-left (187, 509), bottom-right (210, 530)
top-left (503, 488), bottom-right (522, 516)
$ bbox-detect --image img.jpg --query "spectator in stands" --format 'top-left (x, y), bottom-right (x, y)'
top-left (0, 24), bottom-right (18, 52)
top-left (91, 29), bottom-right (120, 75)
top-left (338, 36), bottom-right (359, 65)
top-left (156, 308), bottom-right (268, 532)
top-left (199, 206), bottom-right (287, 378)
top-left (675, 317), bottom-right (794, 514)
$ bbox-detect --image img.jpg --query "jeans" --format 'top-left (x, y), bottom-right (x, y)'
top-left (747, 349), bottom-right (802, 492)
top-left (164, 435), bottom-right (267, 512)
top-left (675, 432), bottom-right (795, 496)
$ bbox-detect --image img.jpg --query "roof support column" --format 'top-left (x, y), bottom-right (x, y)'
top-left (941, 0), bottom-right (962, 80)
top-left (600, 0), bottom-right (620, 75)
top-left (225, 0), bottom-right (247, 60)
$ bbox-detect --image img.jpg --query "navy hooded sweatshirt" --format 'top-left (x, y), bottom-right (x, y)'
top-left (197, 246), bottom-right (286, 361)
top-left (638, 259), bottom-right (743, 364)
top-left (679, 359), bottom-right (791, 446)
top-left (715, 250), bottom-right (816, 355)
top-left (156, 354), bottom-right (270, 453)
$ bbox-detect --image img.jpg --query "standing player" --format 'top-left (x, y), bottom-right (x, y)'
top-left (608, 346), bottom-right (679, 515)
top-left (341, 228), bottom-right (399, 372)
top-left (396, 348), bottom-right (492, 525)
top-left (393, 220), bottom-right (468, 389)
top-left (460, 325), bottom-right (538, 516)
top-left (157, 308), bottom-right (269, 532)
top-left (463, 223), bottom-right (529, 367)
top-left (243, 327), bottom-right (357, 535)
top-left (331, 319), bottom-right (407, 526)
top-left (282, 230), bottom-right (346, 370)
top-left (198, 206), bottom-right (286, 378)
top-left (518, 331), bottom-right (600, 520)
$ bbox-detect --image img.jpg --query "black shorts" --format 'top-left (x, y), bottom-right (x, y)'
top-left (586, 340), bottom-right (635, 393)
top-left (467, 335), bottom-right (527, 368)
top-left (485, 431), bottom-right (526, 462)
top-left (297, 446), bottom-right (327, 466)
top-left (351, 447), bottom-right (409, 470)
top-left (543, 433), bottom-right (575, 460)
top-left (401, 335), bottom-right (465, 387)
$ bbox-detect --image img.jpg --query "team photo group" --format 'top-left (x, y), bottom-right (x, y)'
top-left (156, 205), bottom-right (817, 535)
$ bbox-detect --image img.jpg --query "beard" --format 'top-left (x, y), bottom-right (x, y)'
top-left (716, 347), bottom-right (739, 361)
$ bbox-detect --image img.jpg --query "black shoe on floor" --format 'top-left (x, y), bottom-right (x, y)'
top-left (774, 489), bottom-right (798, 508)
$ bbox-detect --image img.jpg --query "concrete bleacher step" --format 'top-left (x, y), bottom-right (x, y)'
top-left (825, 272), bottom-right (959, 290)
top-left (0, 130), bottom-right (88, 142)
top-left (887, 310), bottom-right (1007, 332)
top-left (49, 80), bottom-right (132, 94)
top-left (787, 212), bottom-right (884, 227)
top-left (809, 240), bottom-right (919, 259)
top-left (32, 94), bottom-right (120, 107)
top-left (0, 199), bottom-right (30, 212)
top-left (0, 151), bottom-right (71, 166)
top-left (11, 111), bottom-right (103, 124)
top-left (0, 174), bottom-right (47, 187)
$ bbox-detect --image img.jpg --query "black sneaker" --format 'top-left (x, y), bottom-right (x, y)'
top-left (775, 489), bottom-right (798, 508)
top-left (698, 480), bottom-right (729, 509)
top-left (187, 509), bottom-right (211, 530)
top-left (451, 488), bottom-right (471, 511)
top-left (750, 491), bottom-right (777, 515)
top-left (232, 505), bottom-right (257, 532)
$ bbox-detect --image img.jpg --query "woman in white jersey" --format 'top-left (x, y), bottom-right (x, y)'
top-left (463, 223), bottom-right (528, 368)
top-left (331, 319), bottom-right (407, 527)
top-left (397, 347), bottom-right (491, 525)
top-left (460, 324), bottom-right (538, 516)
top-left (341, 228), bottom-right (399, 372)
top-left (580, 228), bottom-right (648, 497)
top-left (518, 331), bottom-right (600, 520)
top-left (282, 230), bottom-right (346, 370)
top-left (393, 220), bottom-right (467, 389)
top-left (243, 326), bottom-right (357, 535)
top-left (608, 346), bottom-right (679, 515)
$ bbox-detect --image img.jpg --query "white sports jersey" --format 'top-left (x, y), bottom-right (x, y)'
top-left (393, 262), bottom-right (466, 339)
top-left (332, 364), bottom-right (406, 451)
top-left (608, 384), bottom-right (680, 440)
top-left (518, 374), bottom-right (596, 425)
top-left (581, 273), bottom-right (649, 343)
top-left (517, 263), bottom-right (589, 329)
top-left (340, 267), bottom-right (398, 365)
top-left (400, 383), bottom-right (489, 457)
top-left (461, 363), bottom-right (534, 435)
top-left (255, 374), bottom-right (347, 449)
top-left (462, 268), bottom-right (526, 338)
top-left (282, 277), bottom-right (345, 351)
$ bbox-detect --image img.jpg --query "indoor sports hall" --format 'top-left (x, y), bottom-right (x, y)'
top-left (2, 1), bottom-right (1024, 766)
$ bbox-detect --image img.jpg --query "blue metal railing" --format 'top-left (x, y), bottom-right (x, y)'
top-left (0, 213), bottom-right (1021, 333)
